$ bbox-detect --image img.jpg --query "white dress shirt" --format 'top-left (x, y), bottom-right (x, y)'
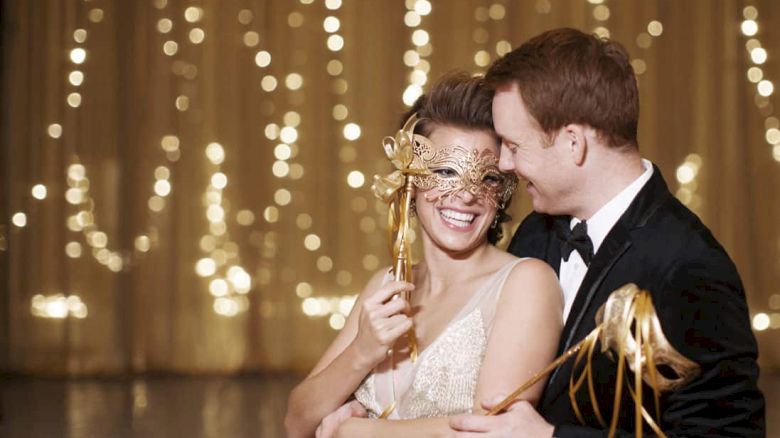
top-left (559, 159), bottom-right (654, 322)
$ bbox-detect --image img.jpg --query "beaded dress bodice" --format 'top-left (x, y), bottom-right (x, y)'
top-left (354, 259), bottom-right (523, 419)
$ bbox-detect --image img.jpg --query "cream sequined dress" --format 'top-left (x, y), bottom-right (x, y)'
top-left (354, 259), bottom-right (524, 419)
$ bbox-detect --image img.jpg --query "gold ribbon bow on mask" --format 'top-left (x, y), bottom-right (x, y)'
top-left (487, 284), bottom-right (701, 438)
top-left (372, 114), bottom-right (429, 203)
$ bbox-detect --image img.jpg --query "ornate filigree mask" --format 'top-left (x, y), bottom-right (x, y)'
top-left (411, 132), bottom-right (517, 208)
top-left (597, 284), bottom-right (701, 392)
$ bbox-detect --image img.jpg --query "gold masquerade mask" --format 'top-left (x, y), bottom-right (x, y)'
top-left (411, 132), bottom-right (518, 209)
top-left (596, 284), bottom-right (700, 392)
top-left (486, 284), bottom-right (701, 438)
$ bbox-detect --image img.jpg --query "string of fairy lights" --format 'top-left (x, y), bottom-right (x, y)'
top-left (740, 5), bottom-right (779, 163)
top-left (5, 1), bottom-right (779, 333)
top-left (628, 11), bottom-right (707, 217)
top-left (624, 8), bottom-right (705, 218)
top-left (471, 2), bottom-right (510, 71)
top-left (187, 2), bottom-right (255, 318)
top-left (197, 139), bottom-right (253, 317)
top-left (26, 2), bottom-right (112, 319)
top-left (248, 2), bottom-right (291, 306)
top-left (587, 0), bottom-right (610, 39)
top-left (630, 21), bottom-right (663, 77)
top-left (257, 0), bottom-right (355, 328)
top-left (739, 4), bottom-right (780, 332)
top-left (31, 0), bottom-right (188, 320)
top-left (235, 5), bottom-right (278, 319)
top-left (257, 2), bottom-right (305, 310)
top-left (296, 0), bottom-right (370, 331)
top-left (401, 0), bottom-right (432, 107)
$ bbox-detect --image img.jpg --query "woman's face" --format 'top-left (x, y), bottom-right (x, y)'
top-left (412, 124), bottom-right (515, 254)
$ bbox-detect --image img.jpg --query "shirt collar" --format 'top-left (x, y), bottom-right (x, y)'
top-left (570, 159), bottom-right (654, 254)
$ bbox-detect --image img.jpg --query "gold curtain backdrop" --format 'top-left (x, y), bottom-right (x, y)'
top-left (1, 0), bottom-right (779, 376)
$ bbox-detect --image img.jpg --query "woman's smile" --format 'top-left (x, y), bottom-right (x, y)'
top-left (437, 206), bottom-right (481, 231)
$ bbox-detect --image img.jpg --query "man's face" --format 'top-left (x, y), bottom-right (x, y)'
top-left (492, 83), bottom-right (575, 215)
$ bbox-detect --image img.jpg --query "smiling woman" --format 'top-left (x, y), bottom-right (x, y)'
top-left (284, 72), bottom-right (563, 437)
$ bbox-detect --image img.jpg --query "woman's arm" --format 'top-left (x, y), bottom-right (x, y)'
top-left (474, 258), bottom-right (563, 409)
top-left (332, 258), bottom-right (563, 437)
top-left (285, 270), bottom-right (414, 438)
top-left (335, 417), bottom-right (453, 438)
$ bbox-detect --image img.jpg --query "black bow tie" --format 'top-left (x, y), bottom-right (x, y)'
top-left (558, 220), bottom-right (594, 265)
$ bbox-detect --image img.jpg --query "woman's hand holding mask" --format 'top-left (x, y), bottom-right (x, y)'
top-left (352, 281), bottom-right (415, 368)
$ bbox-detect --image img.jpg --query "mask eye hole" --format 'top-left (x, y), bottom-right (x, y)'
top-left (656, 364), bottom-right (681, 381)
top-left (482, 173), bottom-right (503, 187)
top-left (432, 167), bottom-right (458, 178)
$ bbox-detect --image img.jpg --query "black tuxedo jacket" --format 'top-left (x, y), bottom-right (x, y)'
top-left (508, 167), bottom-right (765, 437)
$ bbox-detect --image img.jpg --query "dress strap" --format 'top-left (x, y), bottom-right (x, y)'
top-left (476, 258), bottom-right (527, 335)
top-left (471, 258), bottom-right (525, 303)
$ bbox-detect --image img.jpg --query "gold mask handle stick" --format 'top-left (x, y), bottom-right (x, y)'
top-left (392, 177), bottom-right (418, 361)
top-left (377, 178), bottom-right (416, 420)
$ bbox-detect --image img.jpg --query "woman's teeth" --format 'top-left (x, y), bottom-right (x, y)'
top-left (439, 209), bottom-right (476, 227)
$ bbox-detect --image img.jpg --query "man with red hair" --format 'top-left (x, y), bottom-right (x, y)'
top-left (451, 27), bottom-right (765, 437)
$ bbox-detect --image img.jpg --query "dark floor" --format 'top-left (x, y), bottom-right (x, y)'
top-left (1, 372), bottom-right (777, 437)
top-left (0, 373), bottom-right (297, 438)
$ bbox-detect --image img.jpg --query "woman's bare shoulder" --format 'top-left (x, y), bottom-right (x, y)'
top-left (503, 257), bottom-right (562, 307)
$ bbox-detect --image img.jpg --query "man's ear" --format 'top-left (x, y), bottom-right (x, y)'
top-left (564, 124), bottom-right (588, 166)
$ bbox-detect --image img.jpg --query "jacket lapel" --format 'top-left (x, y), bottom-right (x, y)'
top-left (560, 225), bottom-right (631, 353)
top-left (542, 224), bottom-right (632, 397)
top-left (540, 165), bottom-right (672, 408)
